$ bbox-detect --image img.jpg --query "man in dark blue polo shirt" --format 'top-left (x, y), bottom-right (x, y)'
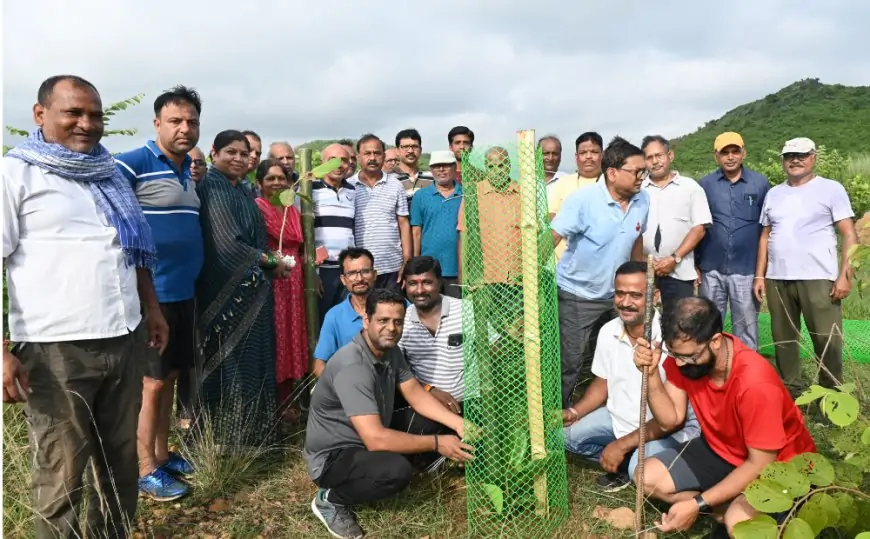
top-left (115, 86), bottom-right (204, 501)
top-left (696, 132), bottom-right (770, 350)
top-left (410, 150), bottom-right (463, 298)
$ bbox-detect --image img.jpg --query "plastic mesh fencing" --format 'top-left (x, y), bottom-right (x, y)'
top-left (724, 313), bottom-right (870, 364)
top-left (460, 132), bottom-right (569, 538)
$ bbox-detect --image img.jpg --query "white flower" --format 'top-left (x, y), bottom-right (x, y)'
top-left (282, 254), bottom-right (296, 268)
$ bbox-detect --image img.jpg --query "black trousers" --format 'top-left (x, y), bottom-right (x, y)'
top-left (658, 276), bottom-right (696, 318)
top-left (316, 447), bottom-right (413, 506)
top-left (374, 271), bottom-right (401, 292)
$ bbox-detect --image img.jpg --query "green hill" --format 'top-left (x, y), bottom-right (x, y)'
top-left (672, 78), bottom-right (870, 176)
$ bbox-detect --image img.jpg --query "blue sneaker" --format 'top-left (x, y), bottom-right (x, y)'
top-left (162, 452), bottom-right (194, 478)
top-left (138, 467), bottom-right (189, 502)
top-left (311, 489), bottom-right (364, 539)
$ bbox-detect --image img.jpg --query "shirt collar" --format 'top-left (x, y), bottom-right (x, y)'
top-left (715, 167), bottom-right (746, 184)
top-left (611, 310), bottom-right (662, 345)
top-left (146, 140), bottom-right (193, 172)
top-left (351, 333), bottom-right (388, 366)
top-left (641, 171), bottom-right (682, 189)
top-left (430, 181), bottom-right (463, 197)
top-left (480, 179), bottom-right (520, 194)
top-left (344, 295), bottom-right (363, 322)
top-left (598, 177), bottom-right (642, 205)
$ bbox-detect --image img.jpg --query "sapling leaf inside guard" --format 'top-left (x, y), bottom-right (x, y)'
top-left (268, 158), bottom-right (342, 264)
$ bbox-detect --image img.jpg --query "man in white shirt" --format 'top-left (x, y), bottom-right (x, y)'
top-left (562, 261), bottom-right (700, 491)
top-left (754, 137), bottom-right (857, 393)
top-left (2, 75), bottom-right (168, 539)
top-left (640, 135), bottom-right (712, 315)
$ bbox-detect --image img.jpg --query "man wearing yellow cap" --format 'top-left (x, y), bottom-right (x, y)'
top-left (695, 132), bottom-right (770, 350)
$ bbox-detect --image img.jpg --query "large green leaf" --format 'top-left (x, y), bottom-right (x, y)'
top-left (791, 453), bottom-right (835, 486)
top-left (782, 518), bottom-right (815, 539)
top-left (311, 157), bottom-right (343, 179)
top-left (744, 479), bottom-right (795, 512)
top-left (797, 499), bottom-right (828, 535)
top-left (833, 492), bottom-right (858, 530)
top-left (837, 382), bottom-right (855, 394)
top-left (794, 385), bottom-right (833, 406)
top-left (482, 483), bottom-right (504, 514)
top-left (732, 514), bottom-right (778, 539)
top-left (279, 190), bottom-right (297, 207)
top-left (822, 391), bottom-right (860, 427)
top-left (761, 461), bottom-right (811, 498)
top-left (855, 533), bottom-right (870, 539)
top-left (862, 426), bottom-right (870, 446)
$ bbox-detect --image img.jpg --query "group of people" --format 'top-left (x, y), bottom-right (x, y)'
top-left (1, 74), bottom-right (857, 539)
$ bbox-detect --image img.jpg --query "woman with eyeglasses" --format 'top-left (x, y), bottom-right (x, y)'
top-left (195, 130), bottom-right (292, 449)
top-left (253, 159), bottom-right (309, 423)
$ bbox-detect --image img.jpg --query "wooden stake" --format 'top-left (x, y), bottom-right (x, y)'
top-left (517, 129), bottom-right (549, 517)
top-left (634, 254), bottom-right (656, 532)
top-left (298, 149), bottom-right (319, 371)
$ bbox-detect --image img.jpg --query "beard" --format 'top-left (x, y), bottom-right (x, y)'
top-left (679, 362), bottom-right (713, 380)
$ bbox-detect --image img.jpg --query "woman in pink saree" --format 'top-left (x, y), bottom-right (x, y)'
top-left (253, 160), bottom-right (308, 422)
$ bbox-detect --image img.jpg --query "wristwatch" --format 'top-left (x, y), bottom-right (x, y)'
top-left (672, 252), bottom-right (683, 264)
top-left (694, 494), bottom-right (711, 513)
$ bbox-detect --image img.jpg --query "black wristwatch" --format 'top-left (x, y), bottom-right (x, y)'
top-left (694, 494), bottom-right (711, 513)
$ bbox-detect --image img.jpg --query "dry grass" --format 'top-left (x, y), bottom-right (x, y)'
top-left (4, 295), bottom-right (870, 538)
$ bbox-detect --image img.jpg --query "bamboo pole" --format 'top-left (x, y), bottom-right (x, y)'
top-left (298, 149), bottom-right (319, 371)
top-left (634, 254), bottom-right (656, 532)
top-left (517, 129), bottom-right (548, 517)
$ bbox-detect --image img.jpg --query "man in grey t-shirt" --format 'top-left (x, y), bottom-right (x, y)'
top-left (755, 137), bottom-right (857, 394)
top-left (304, 289), bottom-right (473, 539)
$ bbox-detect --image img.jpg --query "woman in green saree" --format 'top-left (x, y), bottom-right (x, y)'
top-left (195, 130), bottom-right (292, 449)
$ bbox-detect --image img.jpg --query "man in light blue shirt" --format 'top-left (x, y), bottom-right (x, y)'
top-left (551, 136), bottom-right (650, 407)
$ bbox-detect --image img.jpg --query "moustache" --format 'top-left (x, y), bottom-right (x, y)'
top-left (618, 306), bottom-right (639, 312)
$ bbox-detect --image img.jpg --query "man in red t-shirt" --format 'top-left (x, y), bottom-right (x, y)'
top-left (633, 296), bottom-right (816, 536)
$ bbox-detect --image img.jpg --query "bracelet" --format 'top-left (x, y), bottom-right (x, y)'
top-left (434, 434), bottom-right (439, 452)
top-left (261, 253), bottom-right (279, 270)
top-left (424, 384), bottom-right (433, 392)
top-left (754, 276), bottom-right (764, 280)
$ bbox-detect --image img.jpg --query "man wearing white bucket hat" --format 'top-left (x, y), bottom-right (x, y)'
top-left (754, 137), bottom-right (858, 395)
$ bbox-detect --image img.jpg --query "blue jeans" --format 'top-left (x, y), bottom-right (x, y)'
top-left (700, 271), bottom-right (759, 350)
top-left (563, 406), bottom-right (701, 478)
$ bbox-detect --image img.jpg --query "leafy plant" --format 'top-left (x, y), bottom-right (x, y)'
top-left (268, 158), bottom-right (342, 255)
top-left (733, 384), bottom-right (870, 539)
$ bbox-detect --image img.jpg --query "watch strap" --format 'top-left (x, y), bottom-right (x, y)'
top-left (694, 494), bottom-right (711, 512)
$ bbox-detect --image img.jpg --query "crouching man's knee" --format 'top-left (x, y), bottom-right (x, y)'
top-left (633, 457), bottom-right (678, 501)
top-left (723, 495), bottom-right (758, 537)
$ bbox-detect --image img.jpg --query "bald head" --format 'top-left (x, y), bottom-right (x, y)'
top-left (321, 143), bottom-right (350, 184)
top-left (269, 141), bottom-right (296, 171)
top-left (485, 146), bottom-right (512, 187)
top-left (189, 147), bottom-right (207, 182)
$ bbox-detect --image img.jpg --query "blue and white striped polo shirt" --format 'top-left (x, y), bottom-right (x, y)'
top-left (115, 141), bottom-right (204, 303)
top-left (312, 179), bottom-right (356, 269)
top-left (350, 172), bottom-right (409, 274)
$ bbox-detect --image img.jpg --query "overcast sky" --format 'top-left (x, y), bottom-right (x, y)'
top-left (3, 0), bottom-right (869, 167)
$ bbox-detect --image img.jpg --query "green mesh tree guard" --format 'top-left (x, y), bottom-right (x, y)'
top-left (724, 313), bottom-right (870, 364)
top-left (460, 132), bottom-right (569, 538)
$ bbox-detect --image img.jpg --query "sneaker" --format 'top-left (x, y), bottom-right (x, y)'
top-left (138, 467), bottom-right (189, 502)
top-left (595, 472), bottom-right (631, 492)
top-left (162, 452), bottom-right (194, 478)
top-left (311, 489), bottom-right (364, 539)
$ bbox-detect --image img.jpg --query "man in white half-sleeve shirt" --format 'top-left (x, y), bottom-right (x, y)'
top-left (3, 75), bottom-right (168, 539)
top-left (754, 137), bottom-right (857, 395)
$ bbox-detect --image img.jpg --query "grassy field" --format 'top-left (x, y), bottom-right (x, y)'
top-left (3, 294), bottom-right (870, 538)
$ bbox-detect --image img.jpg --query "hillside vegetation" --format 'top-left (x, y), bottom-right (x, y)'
top-left (672, 78), bottom-right (870, 176)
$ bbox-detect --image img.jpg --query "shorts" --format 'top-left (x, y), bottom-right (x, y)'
top-left (651, 436), bottom-right (736, 492)
top-left (142, 299), bottom-right (197, 380)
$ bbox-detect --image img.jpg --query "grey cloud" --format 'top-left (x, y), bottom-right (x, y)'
top-left (3, 0), bottom-right (867, 168)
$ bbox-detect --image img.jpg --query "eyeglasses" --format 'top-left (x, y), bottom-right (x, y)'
top-left (191, 159), bottom-right (206, 166)
top-left (669, 345), bottom-right (708, 364)
top-left (783, 152), bottom-right (813, 162)
top-left (620, 167), bottom-right (648, 180)
top-left (399, 144), bottom-right (421, 151)
top-left (343, 268), bottom-right (374, 279)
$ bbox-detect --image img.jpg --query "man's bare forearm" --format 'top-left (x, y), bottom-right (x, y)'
top-left (135, 268), bottom-right (160, 310)
top-left (675, 225), bottom-right (705, 258)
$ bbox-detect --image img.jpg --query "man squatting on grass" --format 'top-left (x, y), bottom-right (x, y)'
top-left (633, 297), bottom-right (816, 537)
top-left (304, 288), bottom-right (474, 539)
